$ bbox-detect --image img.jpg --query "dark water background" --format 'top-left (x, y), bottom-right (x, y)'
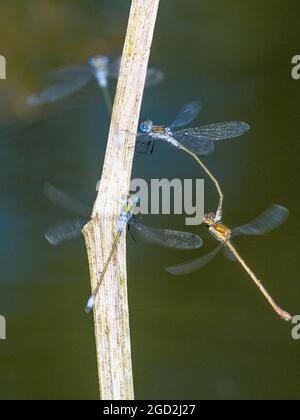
top-left (0, 0), bottom-right (300, 400)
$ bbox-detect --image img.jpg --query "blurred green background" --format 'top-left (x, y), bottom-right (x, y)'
top-left (0, 0), bottom-right (300, 400)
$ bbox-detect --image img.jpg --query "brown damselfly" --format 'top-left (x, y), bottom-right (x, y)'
top-left (166, 205), bottom-right (292, 322)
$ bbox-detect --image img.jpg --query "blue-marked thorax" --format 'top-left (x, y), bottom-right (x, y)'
top-left (165, 127), bottom-right (173, 136)
top-left (88, 55), bottom-right (110, 71)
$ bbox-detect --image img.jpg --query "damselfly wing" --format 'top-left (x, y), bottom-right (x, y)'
top-left (27, 56), bottom-right (163, 106)
top-left (173, 121), bottom-right (251, 156)
top-left (44, 184), bottom-right (203, 251)
top-left (138, 101), bottom-right (250, 156)
top-left (27, 66), bottom-right (93, 106)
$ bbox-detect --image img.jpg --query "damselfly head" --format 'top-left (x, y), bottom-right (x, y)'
top-left (140, 120), bottom-right (153, 133)
top-left (203, 212), bottom-right (216, 226)
top-left (89, 55), bottom-right (109, 70)
top-left (134, 196), bottom-right (141, 207)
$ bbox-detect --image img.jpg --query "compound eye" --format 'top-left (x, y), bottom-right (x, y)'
top-left (140, 122), bottom-right (147, 132)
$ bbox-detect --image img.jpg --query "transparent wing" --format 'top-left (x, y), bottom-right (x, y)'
top-left (145, 68), bottom-right (164, 88)
top-left (27, 67), bottom-right (93, 106)
top-left (108, 56), bottom-right (121, 79)
top-left (222, 242), bottom-right (238, 262)
top-left (174, 135), bottom-right (215, 155)
top-left (46, 65), bottom-right (92, 81)
top-left (232, 205), bottom-right (289, 238)
top-left (136, 132), bottom-right (152, 143)
top-left (165, 246), bottom-right (222, 275)
top-left (45, 218), bottom-right (87, 246)
top-left (170, 101), bottom-right (202, 129)
top-left (27, 80), bottom-right (89, 106)
top-left (174, 121), bottom-right (250, 155)
top-left (44, 183), bottom-right (90, 217)
top-left (132, 222), bottom-right (203, 250)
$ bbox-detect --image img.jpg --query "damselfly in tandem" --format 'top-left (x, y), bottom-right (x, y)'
top-left (44, 184), bottom-right (203, 312)
top-left (27, 55), bottom-right (164, 113)
top-left (137, 102), bottom-right (250, 222)
top-left (166, 205), bottom-right (292, 322)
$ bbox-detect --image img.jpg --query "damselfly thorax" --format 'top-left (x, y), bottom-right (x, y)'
top-left (140, 121), bottom-right (180, 147)
top-left (89, 56), bottom-right (110, 88)
top-left (204, 212), bottom-right (232, 244)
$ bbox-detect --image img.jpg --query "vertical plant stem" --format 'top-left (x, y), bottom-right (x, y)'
top-left (83, 0), bottom-right (160, 400)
